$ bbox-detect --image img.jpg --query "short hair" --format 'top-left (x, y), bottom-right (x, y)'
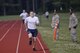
top-left (69, 8), bottom-right (74, 15)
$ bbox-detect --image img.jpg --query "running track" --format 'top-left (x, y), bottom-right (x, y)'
top-left (0, 20), bottom-right (51, 53)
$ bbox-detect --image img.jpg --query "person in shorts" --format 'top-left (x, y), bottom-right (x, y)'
top-left (25, 11), bottom-right (39, 51)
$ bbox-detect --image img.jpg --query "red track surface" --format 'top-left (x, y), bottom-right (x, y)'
top-left (0, 20), bottom-right (51, 53)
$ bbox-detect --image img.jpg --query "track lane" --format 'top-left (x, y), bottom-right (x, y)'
top-left (18, 24), bottom-right (51, 53)
top-left (0, 21), bottom-right (13, 30)
top-left (0, 20), bottom-right (21, 53)
top-left (36, 33), bottom-right (51, 53)
top-left (18, 24), bottom-right (34, 53)
top-left (0, 20), bottom-right (51, 53)
top-left (0, 21), bottom-right (9, 27)
top-left (0, 20), bottom-right (16, 40)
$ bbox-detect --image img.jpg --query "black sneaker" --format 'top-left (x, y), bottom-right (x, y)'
top-left (33, 48), bottom-right (36, 51)
top-left (29, 41), bottom-right (32, 45)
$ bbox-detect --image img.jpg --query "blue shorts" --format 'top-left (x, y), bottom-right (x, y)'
top-left (27, 29), bottom-right (38, 37)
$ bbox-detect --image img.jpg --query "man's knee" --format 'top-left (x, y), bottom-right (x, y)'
top-left (28, 33), bottom-right (32, 38)
top-left (33, 37), bottom-right (37, 42)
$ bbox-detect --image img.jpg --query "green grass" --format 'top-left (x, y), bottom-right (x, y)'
top-left (38, 13), bottom-right (80, 53)
top-left (0, 13), bottom-right (80, 53)
top-left (0, 15), bottom-right (20, 21)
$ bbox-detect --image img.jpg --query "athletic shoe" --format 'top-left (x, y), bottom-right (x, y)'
top-left (33, 48), bottom-right (36, 51)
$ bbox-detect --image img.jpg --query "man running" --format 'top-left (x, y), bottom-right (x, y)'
top-left (25, 11), bottom-right (39, 51)
top-left (20, 10), bottom-right (28, 24)
top-left (45, 11), bottom-right (49, 19)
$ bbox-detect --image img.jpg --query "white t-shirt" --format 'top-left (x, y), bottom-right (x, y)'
top-left (20, 12), bottom-right (28, 19)
top-left (45, 12), bottom-right (49, 16)
top-left (25, 16), bottom-right (39, 29)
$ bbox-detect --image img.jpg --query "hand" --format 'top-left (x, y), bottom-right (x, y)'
top-left (73, 25), bottom-right (77, 29)
top-left (26, 28), bottom-right (28, 31)
top-left (36, 24), bottom-right (39, 26)
top-left (35, 22), bottom-right (39, 26)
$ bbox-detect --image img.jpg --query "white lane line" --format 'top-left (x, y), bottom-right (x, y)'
top-left (0, 21), bottom-right (17, 42)
top-left (16, 23), bottom-right (22, 53)
top-left (37, 37), bottom-right (46, 53)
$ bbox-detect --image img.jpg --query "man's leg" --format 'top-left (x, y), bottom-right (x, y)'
top-left (56, 29), bottom-right (59, 40)
top-left (33, 37), bottom-right (37, 51)
top-left (32, 29), bottom-right (38, 51)
top-left (56, 24), bottom-right (59, 40)
top-left (22, 19), bottom-right (24, 24)
top-left (71, 28), bottom-right (77, 42)
top-left (28, 33), bottom-right (32, 45)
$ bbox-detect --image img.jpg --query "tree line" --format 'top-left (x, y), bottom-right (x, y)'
top-left (0, 0), bottom-right (80, 15)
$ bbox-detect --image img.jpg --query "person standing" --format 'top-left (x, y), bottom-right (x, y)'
top-left (20, 10), bottom-right (28, 24)
top-left (69, 9), bottom-right (78, 42)
top-left (25, 11), bottom-right (39, 51)
top-left (51, 10), bottom-right (60, 40)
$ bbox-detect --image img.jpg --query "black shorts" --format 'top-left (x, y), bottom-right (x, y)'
top-left (27, 29), bottom-right (38, 37)
top-left (46, 15), bottom-right (49, 18)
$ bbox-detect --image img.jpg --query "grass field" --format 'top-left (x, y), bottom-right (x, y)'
top-left (0, 13), bottom-right (80, 53)
top-left (0, 15), bottom-right (19, 21)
